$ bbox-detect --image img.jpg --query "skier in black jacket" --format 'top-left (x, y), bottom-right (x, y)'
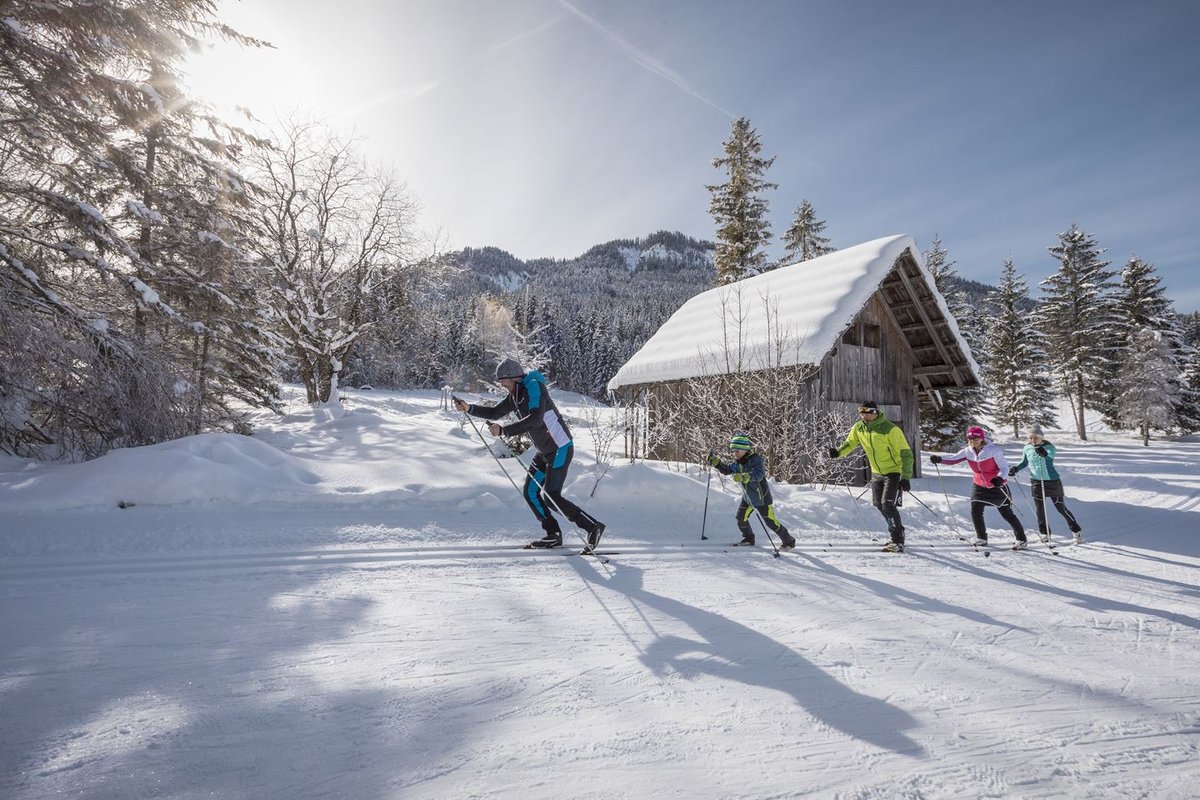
top-left (455, 358), bottom-right (605, 550)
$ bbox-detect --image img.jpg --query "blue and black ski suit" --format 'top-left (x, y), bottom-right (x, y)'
top-left (466, 371), bottom-right (601, 537)
top-left (712, 451), bottom-right (792, 545)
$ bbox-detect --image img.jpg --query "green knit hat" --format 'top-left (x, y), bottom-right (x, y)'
top-left (729, 434), bottom-right (753, 452)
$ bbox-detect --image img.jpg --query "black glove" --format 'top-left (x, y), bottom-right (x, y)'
top-left (1035, 446), bottom-right (1047, 457)
top-left (708, 452), bottom-right (721, 467)
top-left (899, 478), bottom-right (911, 492)
top-left (991, 476), bottom-right (1005, 487)
top-left (1007, 466), bottom-right (1018, 477)
top-left (827, 447), bottom-right (840, 459)
top-left (929, 455), bottom-right (942, 464)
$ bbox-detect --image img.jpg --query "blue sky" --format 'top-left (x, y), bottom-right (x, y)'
top-left (192, 0), bottom-right (1200, 310)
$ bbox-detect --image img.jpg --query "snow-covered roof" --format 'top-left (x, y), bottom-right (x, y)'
top-left (608, 235), bottom-right (980, 392)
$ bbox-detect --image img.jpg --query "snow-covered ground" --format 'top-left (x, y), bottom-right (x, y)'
top-left (2, 387), bottom-right (1197, 799)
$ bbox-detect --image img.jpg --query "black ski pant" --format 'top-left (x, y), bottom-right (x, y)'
top-left (736, 500), bottom-right (790, 542)
top-left (523, 445), bottom-right (600, 536)
top-left (1030, 479), bottom-right (1081, 534)
top-left (969, 484), bottom-right (1026, 541)
top-left (871, 472), bottom-right (905, 543)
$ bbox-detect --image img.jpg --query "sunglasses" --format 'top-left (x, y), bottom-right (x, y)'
top-left (858, 408), bottom-right (877, 414)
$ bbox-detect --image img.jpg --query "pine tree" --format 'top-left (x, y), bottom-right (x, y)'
top-left (981, 260), bottom-right (1056, 437)
top-left (0, 0), bottom-right (277, 456)
top-left (918, 235), bottom-right (989, 449)
top-left (1111, 256), bottom-right (1200, 433)
top-left (779, 199), bottom-right (835, 265)
top-left (1115, 328), bottom-right (1177, 445)
top-left (1040, 224), bottom-right (1120, 440)
top-left (706, 117), bottom-right (777, 286)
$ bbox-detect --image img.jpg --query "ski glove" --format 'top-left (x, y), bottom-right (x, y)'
top-left (732, 472), bottom-right (751, 484)
top-left (899, 479), bottom-right (911, 492)
top-left (827, 447), bottom-right (840, 459)
top-left (990, 476), bottom-right (1005, 487)
top-left (1007, 466), bottom-right (1019, 477)
top-left (708, 453), bottom-right (721, 467)
top-left (929, 455), bottom-right (942, 464)
top-left (1035, 446), bottom-right (1048, 457)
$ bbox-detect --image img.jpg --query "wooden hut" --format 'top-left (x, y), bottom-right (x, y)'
top-left (607, 235), bottom-right (981, 483)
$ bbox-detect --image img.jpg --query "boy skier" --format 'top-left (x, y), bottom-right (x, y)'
top-left (827, 400), bottom-right (913, 552)
top-left (709, 434), bottom-right (796, 549)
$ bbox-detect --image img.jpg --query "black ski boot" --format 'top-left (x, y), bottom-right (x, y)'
top-left (583, 523), bottom-right (606, 553)
top-left (527, 532), bottom-right (563, 549)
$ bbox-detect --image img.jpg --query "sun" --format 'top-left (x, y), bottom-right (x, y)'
top-left (180, 29), bottom-right (314, 119)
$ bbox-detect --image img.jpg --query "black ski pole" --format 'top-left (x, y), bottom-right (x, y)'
top-left (736, 480), bottom-right (780, 558)
top-left (932, 462), bottom-right (972, 545)
top-left (700, 453), bottom-right (714, 541)
top-left (842, 474), bottom-right (875, 541)
top-left (456, 395), bottom-right (600, 557)
top-left (903, 488), bottom-right (936, 513)
top-left (455, 396), bottom-right (524, 497)
top-left (1038, 478), bottom-right (1053, 546)
top-left (1011, 475), bottom-right (1056, 552)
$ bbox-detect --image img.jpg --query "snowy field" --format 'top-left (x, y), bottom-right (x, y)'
top-left (2, 387), bottom-right (1198, 799)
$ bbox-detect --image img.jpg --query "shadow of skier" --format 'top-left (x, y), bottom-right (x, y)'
top-left (595, 562), bottom-right (926, 758)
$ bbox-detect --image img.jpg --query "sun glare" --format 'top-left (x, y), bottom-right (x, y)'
top-left (181, 36), bottom-right (315, 118)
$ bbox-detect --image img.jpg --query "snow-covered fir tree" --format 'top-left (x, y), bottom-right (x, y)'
top-left (0, 0), bottom-right (277, 457)
top-left (1115, 328), bottom-right (1177, 445)
top-left (918, 235), bottom-right (989, 449)
top-left (706, 117), bottom-right (777, 286)
top-left (1111, 256), bottom-right (1200, 433)
top-left (779, 199), bottom-right (835, 265)
top-left (349, 253), bottom-right (452, 388)
top-left (982, 259), bottom-right (1057, 437)
top-left (1041, 224), bottom-right (1120, 440)
top-left (1181, 311), bottom-right (1200, 347)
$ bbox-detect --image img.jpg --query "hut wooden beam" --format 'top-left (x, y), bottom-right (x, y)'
top-left (893, 262), bottom-right (964, 386)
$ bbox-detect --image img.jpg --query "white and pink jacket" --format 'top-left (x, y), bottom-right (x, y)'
top-left (940, 441), bottom-right (1011, 488)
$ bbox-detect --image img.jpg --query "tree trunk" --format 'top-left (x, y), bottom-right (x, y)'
top-left (1075, 375), bottom-right (1088, 441)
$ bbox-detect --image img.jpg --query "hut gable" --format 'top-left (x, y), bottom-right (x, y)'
top-left (608, 235), bottom-right (980, 394)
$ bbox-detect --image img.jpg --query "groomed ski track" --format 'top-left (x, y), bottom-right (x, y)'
top-left (2, 388), bottom-right (1198, 799)
top-left (3, 520), bottom-right (1196, 799)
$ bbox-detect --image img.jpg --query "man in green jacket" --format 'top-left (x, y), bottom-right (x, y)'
top-left (828, 400), bottom-right (914, 552)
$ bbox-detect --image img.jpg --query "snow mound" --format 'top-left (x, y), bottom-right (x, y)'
top-left (0, 432), bottom-right (323, 511)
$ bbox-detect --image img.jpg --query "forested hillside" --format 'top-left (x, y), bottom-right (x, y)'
top-left (345, 231), bottom-right (715, 397)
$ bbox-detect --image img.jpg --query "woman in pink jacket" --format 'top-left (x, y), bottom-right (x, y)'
top-left (929, 426), bottom-right (1029, 550)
